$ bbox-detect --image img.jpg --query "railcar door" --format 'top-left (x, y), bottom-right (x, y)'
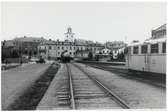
top-left (144, 54), bottom-right (150, 72)
top-left (142, 44), bottom-right (150, 72)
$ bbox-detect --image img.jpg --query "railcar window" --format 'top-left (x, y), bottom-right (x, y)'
top-left (162, 42), bottom-right (166, 53)
top-left (151, 44), bottom-right (158, 53)
top-left (133, 46), bottom-right (138, 54)
top-left (141, 45), bottom-right (147, 54)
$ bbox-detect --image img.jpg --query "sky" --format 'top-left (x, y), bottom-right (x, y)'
top-left (1, 2), bottom-right (167, 43)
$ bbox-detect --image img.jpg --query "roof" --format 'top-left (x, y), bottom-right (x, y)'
top-left (128, 37), bottom-right (166, 47)
top-left (14, 37), bottom-right (47, 42)
top-left (153, 24), bottom-right (166, 32)
top-left (144, 37), bottom-right (166, 44)
top-left (39, 40), bottom-right (56, 45)
top-left (128, 41), bottom-right (144, 46)
top-left (2, 40), bottom-right (15, 47)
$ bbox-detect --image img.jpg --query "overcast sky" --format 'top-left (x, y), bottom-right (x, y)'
top-left (1, 2), bottom-right (167, 43)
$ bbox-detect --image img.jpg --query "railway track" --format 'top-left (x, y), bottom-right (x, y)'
top-left (66, 64), bottom-right (76, 109)
top-left (66, 63), bottom-right (130, 109)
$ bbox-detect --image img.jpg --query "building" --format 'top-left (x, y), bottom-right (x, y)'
top-left (38, 27), bottom-right (104, 59)
top-left (105, 41), bottom-right (126, 50)
top-left (96, 48), bottom-right (111, 56)
top-left (13, 36), bottom-right (47, 57)
top-left (2, 40), bottom-right (18, 62)
top-left (151, 24), bottom-right (166, 39)
top-left (75, 50), bottom-right (90, 59)
top-left (38, 39), bottom-right (103, 59)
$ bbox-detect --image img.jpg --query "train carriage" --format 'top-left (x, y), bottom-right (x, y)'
top-left (125, 37), bottom-right (166, 74)
top-left (61, 50), bottom-right (72, 63)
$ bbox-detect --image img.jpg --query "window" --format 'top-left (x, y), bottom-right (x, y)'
top-left (141, 45), bottom-right (147, 54)
top-left (69, 52), bottom-right (72, 55)
top-left (133, 46), bottom-right (138, 54)
top-left (151, 44), bottom-right (158, 53)
top-left (70, 47), bottom-right (72, 50)
top-left (62, 46), bottom-right (64, 50)
top-left (162, 42), bottom-right (166, 53)
top-left (66, 47), bottom-right (68, 49)
top-left (74, 47), bottom-right (75, 50)
top-left (58, 52), bottom-right (60, 55)
top-left (94, 48), bottom-right (96, 50)
top-left (58, 47), bottom-right (60, 50)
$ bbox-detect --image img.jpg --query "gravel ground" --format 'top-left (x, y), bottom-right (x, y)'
top-left (1, 63), bottom-right (51, 109)
top-left (75, 63), bottom-right (166, 109)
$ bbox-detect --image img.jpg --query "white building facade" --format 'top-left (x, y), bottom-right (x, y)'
top-left (38, 27), bottom-right (104, 59)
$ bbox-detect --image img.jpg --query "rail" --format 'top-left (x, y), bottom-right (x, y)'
top-left (66, 64), bottom-right (76, 109)
top-left (73, 63), bottom-right (130, 109)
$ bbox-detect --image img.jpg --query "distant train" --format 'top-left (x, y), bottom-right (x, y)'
top-left (125, 37), bottom-right (166, 74)
top-left (61, 50), bottom-right (72, 63)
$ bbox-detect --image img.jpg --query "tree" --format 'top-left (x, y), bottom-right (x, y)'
top-left (12, 50), bottom-right (19, 58)
top-left (88, 52), bottom-right (93, 60)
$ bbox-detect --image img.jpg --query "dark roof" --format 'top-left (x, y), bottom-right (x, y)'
top-left (2, 40), bottom-right (15, 47)
top-left (14, 37), bottom-right (47, 42)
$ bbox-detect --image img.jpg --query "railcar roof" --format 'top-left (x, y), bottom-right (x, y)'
top-left (128, 41), bottom-right (144, 46)
top-left (128, 37), bottom-right (166, 47)
top-left (144, 37), bottom-right (166, 44)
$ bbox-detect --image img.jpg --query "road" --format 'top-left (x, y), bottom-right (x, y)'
top-left (1, 63), bottom-right (51, 109)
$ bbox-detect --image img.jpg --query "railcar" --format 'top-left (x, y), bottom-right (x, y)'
top-left (61, 50), bottom-right (72, 63)
top-left (125, 37), bottom-right (166, 74)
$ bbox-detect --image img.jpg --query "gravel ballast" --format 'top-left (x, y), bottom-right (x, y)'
top-left (75, 63), bottom-right (166, 108)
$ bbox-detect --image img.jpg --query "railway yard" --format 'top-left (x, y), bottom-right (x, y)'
top-left (1, 62), bottom-right (166, 110)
